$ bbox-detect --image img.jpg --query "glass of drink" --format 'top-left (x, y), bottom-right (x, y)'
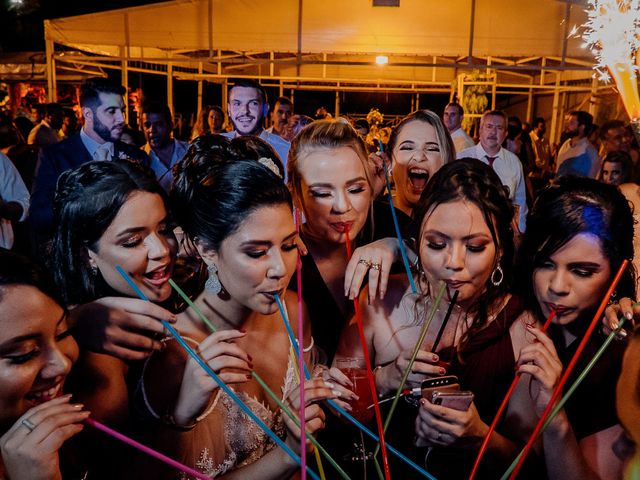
top-left (335, 357), bottom-right (374, 424)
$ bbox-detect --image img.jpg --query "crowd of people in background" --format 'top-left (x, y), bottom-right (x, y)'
top-left (0, 75), bottom-right (640, 480)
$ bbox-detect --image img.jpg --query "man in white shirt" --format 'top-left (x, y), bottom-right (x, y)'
top-left (0, 152), bottom-right (29, 250)
top-left (443, 102), bottom-right (475, 153)
top-left (140, 101), bottom-right (189, 191)
top-left (458, 110), bottom-right (528, 232)
top-left (555, 111), bottom-right (599, 178)
top-left (222, 79), bottom-right (290, 170)
top-left (27, 103), bottom-right (63, 147)
top-left (266, 96), bottom-right (293, 139)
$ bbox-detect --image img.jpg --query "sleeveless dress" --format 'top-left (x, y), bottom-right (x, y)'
top-left (137, 336), bottom-right (298, 479)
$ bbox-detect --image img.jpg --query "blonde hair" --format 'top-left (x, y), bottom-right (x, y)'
top-left (287, 120), bottom-right (374, 206)
top-left (388, 109), bottom-right (455, 165)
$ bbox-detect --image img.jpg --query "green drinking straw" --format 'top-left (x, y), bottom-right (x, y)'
top-left (499, 317), bottom-right (628, 480)
top-left (374, 282), bottom-right (446, 460)
top-left (167, 279), bottom-right (348, 479)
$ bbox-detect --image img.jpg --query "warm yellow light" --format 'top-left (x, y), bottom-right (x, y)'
top-left (375, 55), bottom-right (389, 65)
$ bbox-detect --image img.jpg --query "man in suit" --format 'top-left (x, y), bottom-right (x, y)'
top-left (30, 77), bottom-right (148, 247)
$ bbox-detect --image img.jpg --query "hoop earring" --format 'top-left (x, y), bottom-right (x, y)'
top-left (491, 265), bottom-right (504, 287)
top-left (205, 263), bottom-right (222, 294)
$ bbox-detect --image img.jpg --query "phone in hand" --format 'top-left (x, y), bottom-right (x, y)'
top-left (421, 375), bottom-right (460, 400)
top-left (431, 390), bottom-right (474, 411)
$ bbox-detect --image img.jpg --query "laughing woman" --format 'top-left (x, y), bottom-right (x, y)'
top-left (0, 251), bottom-right (87, 480)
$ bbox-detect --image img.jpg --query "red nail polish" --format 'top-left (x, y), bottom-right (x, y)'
top-left (432, 354), bottom-right (439, 362)
top-left (439, 368), bottom-right (446, 375)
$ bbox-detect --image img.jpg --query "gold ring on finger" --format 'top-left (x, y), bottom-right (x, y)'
top-left (370, 262), bottom-right (381, 271)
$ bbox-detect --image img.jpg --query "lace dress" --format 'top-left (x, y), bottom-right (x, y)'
top-left (138, 336), bottom-right (298, 479)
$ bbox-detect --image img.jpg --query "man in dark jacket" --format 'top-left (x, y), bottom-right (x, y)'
top-left (30, 77), bottom-right (148, 247)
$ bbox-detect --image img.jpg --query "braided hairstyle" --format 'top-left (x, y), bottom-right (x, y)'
top-left (170, 134), bottom-right (291, 253)
top-left (412, 158), bottom-right (515, 352)
top-left (51, 160), bottom-right (168, 305)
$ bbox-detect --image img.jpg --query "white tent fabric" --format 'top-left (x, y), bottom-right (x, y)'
top-left (46, 0), bottom-right (590, 60)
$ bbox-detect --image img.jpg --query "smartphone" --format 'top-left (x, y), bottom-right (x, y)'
top-left (431, 390), bottom-right (474, 411)
top-left (421, 375), bottom-right (459, 400)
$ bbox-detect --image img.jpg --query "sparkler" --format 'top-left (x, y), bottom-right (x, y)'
top-left (580, 1), bottom-right (640, 140)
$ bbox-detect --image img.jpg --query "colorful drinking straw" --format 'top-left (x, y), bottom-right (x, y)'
top-left (344, 227), bottom-right (392, 480)
top-left (379, 282), bottom-right (446, 440)
top-left (168, 278), bottom-right (346, 480)
top-left (378, 140), bottom-right (418, 295)
top-left (295, 208), bottom-right (308, 480)
top-left (85, 418), bottom-right (211, 480)
top-left (468, 309), bottom-right (557, 480)
top-left (116, 266), bottom-right (321, 480)
top-left (504, 259), bottom-right (629, 479)
top-left (500, 315), bottom-right (629, 480)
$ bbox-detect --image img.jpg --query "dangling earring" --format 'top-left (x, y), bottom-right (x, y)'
top-left (89, 264), bottom-right (98, 277)
top-left (491, 265), bottom-right (504, 286)
top-left (205, 263), bottom-right (222, 294)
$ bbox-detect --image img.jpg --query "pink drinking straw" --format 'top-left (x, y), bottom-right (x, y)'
top-left (507, 259), bottom-right (629, 479)
top-left (295, 208), bottom-right (307, 480)
top-left (85, 417), bottom-right (210, 480)
top-left (468, 310), bottom-right (556, 480)
top-left (344, 227), bottom-right (392, 480)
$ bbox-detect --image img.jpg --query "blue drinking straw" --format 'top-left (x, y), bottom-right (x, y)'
top-left (116, 266), bottom-right (320, 480)
top-left (378, 140), bottom-right (417, 294)
top-left (274, 294), bottom-right (437, 480)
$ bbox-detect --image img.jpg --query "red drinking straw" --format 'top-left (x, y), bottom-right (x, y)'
top-left (295, 208), bottom-right (307, 480)
top-left (344, 227), bottom-right (392, 480)
top-left (85, 418), bottom-right (210, 480)
top-left (507, 259), bottom-right (629, 479)
top-left (468, 310), bottom-right (556, 480)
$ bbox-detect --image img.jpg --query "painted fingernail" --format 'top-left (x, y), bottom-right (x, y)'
top-left (332, 389), bottom-right (342, 397)
top-left (352, 394), bottom-right (360, 401)
top-left (439, 368), bottom-right (446, 375)
top-left (246, 374), bottom-right (252, 379)
top-left (324, 381), bottom-right (335, 389)
top-left (73, 403), bottom-right (84, 409)
top-left (432, 354), bottom-right (439, 361)
top-left (612, 321), bottom-right (619, 330)
top-left (625, 312), bottom-right (633, 320)
top-left (420, 398), bottom-right (426, 406)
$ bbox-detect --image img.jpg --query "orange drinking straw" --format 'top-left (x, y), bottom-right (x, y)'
top-left (506, 259), bottom-right (629, 479)
top-left (344, 227), bottom-right (391, 480)
top-left (468, 310), bottom-right (556, 480)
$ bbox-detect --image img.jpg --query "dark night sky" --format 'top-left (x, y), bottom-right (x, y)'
top-left (0, 0), bottom-right (165, 52)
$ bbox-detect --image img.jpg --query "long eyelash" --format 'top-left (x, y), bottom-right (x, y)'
top-left (7, 350), bottom-right (39, 364)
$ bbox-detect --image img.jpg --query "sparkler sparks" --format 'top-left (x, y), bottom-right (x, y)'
top-left (581, 1), bottom-right (640, 121)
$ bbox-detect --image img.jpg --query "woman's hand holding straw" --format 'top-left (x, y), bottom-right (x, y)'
top-left (468, 309), bottom-right (556, 480)
top-left (502, 259), bottom-right (629, 480)
top-left (116, 266), bottom-right (321, 480)
top-left (344, 227), bottom-right (392, 480)
top-left (374, 282), bottom-right (447, 462)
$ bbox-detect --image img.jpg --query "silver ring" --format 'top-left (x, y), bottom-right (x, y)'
top-left (370, 262), bottom-right (382, 271)
top-left (21, 418), bottom-right (36, 433)
top-left (358, 259), bottom-right (372, 268)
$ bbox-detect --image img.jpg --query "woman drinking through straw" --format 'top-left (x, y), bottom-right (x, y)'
top-left (137, 139), bottom-right (337, 479)
top-left (331, 159), bottom-right (533, 478)
top-left (505, 177), bottom-right (634, 479)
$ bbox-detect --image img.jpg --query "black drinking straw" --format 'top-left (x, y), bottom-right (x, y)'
top-left (431, 290), bottom-right (460, 353)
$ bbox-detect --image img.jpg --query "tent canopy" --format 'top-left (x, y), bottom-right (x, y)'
top-left (45, 0), bottom-right (595, 85)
